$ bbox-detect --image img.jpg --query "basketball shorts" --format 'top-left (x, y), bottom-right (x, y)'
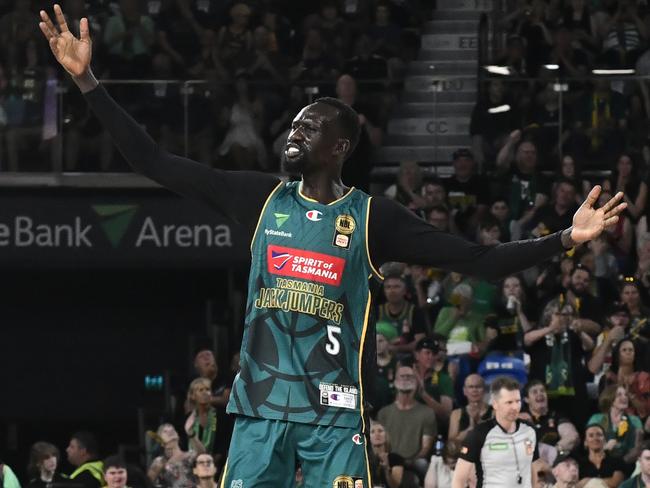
top-left (219, 415), bottom-right (372, 488)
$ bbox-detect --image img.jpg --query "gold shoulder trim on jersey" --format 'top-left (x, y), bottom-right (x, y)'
top-left (366, 197), bottom-right (384, 281)
top-left (358, 290), bottom-right (373, 434)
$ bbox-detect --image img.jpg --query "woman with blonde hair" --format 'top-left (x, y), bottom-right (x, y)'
top-left (185, 378), bottom-right (217, 455)
top-left (147, 423), bottom-right (204, 488)
top-left (369, 421), bottom-right (408, 488)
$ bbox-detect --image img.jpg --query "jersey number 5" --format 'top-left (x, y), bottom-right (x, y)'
top-left (325, 325), bottom-right (341, 355)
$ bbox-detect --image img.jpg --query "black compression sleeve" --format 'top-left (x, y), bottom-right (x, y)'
top-left (369, 197), bottom-right (565, 282)
top-left (83, 84), bottom-right (280, 234)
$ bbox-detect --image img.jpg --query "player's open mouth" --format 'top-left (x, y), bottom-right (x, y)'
top-left (285, 143), bottom-right (302, 159)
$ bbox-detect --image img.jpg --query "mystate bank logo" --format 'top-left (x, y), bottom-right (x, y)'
top-left (267, 245), bottom-right (345, 286)
top-left (0, 204), bottom-right (233, 249)
top-left (91, 204), bottom-right (233, 248)
top-left (92, 205), bottom-right (139, 247)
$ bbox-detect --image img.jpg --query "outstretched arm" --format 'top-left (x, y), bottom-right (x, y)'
top-left (39, 5), bottom-right (280, 230)
top-left (369, 187), bottom-right (625, 281)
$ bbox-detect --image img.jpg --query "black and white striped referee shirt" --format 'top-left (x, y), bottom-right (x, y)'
top-left (459, 418), bottom-right (538, 488)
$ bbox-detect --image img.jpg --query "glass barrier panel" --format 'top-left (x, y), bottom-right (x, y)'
top-left (1, 69), bottom-right (59, 172)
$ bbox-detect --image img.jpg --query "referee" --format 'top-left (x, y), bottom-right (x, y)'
top-left (453, 377), bottom-right (540, 488)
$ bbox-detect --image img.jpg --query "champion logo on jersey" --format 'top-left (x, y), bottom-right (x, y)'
top-left (352, 434), bottom-right (363, 445)
top-left (270, 250), bottom-right (292, 270)
top-left (305, 210), bottom-right (322, 221)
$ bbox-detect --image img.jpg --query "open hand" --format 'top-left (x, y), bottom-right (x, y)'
top-left (39, 4), bottom-right (92, 77)
top-left (571, 186), bottom-right (626, 244)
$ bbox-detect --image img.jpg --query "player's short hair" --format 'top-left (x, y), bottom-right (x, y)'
top-left (314, 97), bottom-right (361, 159)
top-left (490, 376), bottom-right (520, 401)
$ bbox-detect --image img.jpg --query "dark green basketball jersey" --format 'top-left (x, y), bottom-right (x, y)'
top-left (226, 181), bottom-right (383, 429)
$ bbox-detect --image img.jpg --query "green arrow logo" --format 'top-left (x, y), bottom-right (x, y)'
top-left (274, 212), bottom-right (290, 228)
top-left (92, 205), bottom-right (138, 247)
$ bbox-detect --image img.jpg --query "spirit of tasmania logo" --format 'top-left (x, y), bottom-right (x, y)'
top-left (267, 245), bottom-right (345, 286)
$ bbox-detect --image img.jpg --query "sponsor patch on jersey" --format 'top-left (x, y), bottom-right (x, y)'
top-left (461, 446), bottom-right (468, 454)
top-left (230, 481), bottom-right (243, 488)
top-left (306, 210), bottom-right (323, 221)
top-left (274, 212), bottom-right (290, 228)
top-left (332, 475), bottom-right (353, 488)
top-left (352, 434), bottom-right (363, 445)
top-left (264, 228), bottom-right (292, 238)
top-left (335, 214), bottom-right (356, 234)
top-left (488, 442), bottom-right (508, 450)
top-left (333, 233), bottom-right (349, 249)
top-left (320, 382), bottom-right (358, 409)
top-left (525, 439), bottom-right (534, 456)
top-left (354, 480), bottom-right (363, 488)
top-left (267, 245), bottom-right (345, 286)
top-left (332, 214), bottom-right (355, 249)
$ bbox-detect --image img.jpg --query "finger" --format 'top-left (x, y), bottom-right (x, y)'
top-left (38, 21), bottom-right (54, 41)
top-left (79, 17), bottom-right (90, 42)
top-left (601, 191), bottom-right (625, 214)
top-left (53, 4), bottom-right (69, 33)
top-left (584, 185), bottom-right (601, 208)
top-left (604, 202), bottom-right (627, 219)
top-left (604, 215), bottom-right (620, 227)
top-left (39, 10), bottom-right (59, 37)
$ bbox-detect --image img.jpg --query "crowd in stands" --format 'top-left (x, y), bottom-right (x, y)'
top-left (473, 0), bottom-right (650, 171)
top-left (0, 0), bottom-right (428, 175)
top-left (5, 1), bottom-right (650, 488)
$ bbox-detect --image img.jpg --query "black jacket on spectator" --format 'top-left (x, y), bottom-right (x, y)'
top-left (576, 451), bottom-right (625, 480)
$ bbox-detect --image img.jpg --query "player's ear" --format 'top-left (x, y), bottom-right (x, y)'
top-left (334, 138), bottom-right (350, 157)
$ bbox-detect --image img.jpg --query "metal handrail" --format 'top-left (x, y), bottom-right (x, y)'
top-left (478, 13), bottom-right (489, 104)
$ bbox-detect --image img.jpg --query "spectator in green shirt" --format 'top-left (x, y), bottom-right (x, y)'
top-left (1, 461), bottom-right (21, 488)
top-left (434, 283), bottom-right (487, 356)
top-left (587, 384), bottom-right (644, 467)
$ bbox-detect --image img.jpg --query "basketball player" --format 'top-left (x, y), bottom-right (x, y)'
top-left (39, 5), bottom-right (625, 487)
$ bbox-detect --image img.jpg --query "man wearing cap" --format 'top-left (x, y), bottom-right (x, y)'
top-left (620, 442), bottom-right (650, 488)
top-left (444, 148), bottom-right (489, 236)
top-left (413, 338), bottom-right (454, 422)
top-left (549, 452), bottom-right (579, 488)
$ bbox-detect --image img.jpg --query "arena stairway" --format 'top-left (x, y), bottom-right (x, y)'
top-left (375, 0), bottom-right (494, 176)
